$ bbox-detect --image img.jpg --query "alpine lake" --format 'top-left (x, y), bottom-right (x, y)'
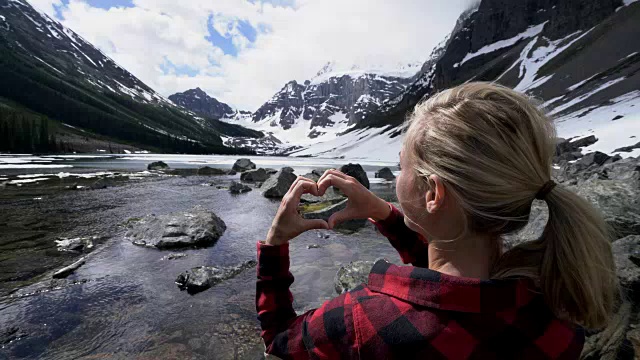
top-left (0, 154), bottom-right (402, 360)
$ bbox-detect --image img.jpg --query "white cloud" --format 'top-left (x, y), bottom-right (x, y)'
top-left (30, 0), bottom-right (474, 110)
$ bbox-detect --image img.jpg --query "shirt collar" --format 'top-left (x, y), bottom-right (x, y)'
top-left (367, 259), bottom-right (539, 313)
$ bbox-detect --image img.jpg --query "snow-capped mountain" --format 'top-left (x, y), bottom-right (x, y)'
top-left (0, 0), bottom-right (262, 154)
top-left (228, 63), bottom-right (415, 153)
top-left (168, 88), bottom-right (239, 120)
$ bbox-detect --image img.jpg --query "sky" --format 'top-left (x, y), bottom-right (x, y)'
top-left (29, 0), bottom-right (475, 111)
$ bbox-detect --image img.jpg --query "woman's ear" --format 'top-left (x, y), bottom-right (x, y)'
top-left (425, 175), bottom-right (445, 213)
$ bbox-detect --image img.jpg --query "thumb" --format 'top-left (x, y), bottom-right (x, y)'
top-left (328, 208), bottom-right (356, 229)
top-left (302, 219), bottom-right (330, 231)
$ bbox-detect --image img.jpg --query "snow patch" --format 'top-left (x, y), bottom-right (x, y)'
top-left (550, 77), bottom-right (626, 115)
top-left (555, 91), bottom-right (640, 158)
top-left (514, 29), bottom-right (592, 91)
top-left (460, 22), bottom-right (547, 66)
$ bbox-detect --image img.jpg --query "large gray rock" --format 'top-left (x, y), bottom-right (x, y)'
top-left (334, 260), bottom-right (375, 294)
top-left (126, 206), bottom-right (226, 249)
top-left (262, 170), bottom-right (297, 198)
top-left (302, 199), bottom-right (366, 232)
top-left (613, 235), bottom-right (640, 295)
top-left (375, 167), bottom-right (396, 180)
top-left (175, 260), bottom-right (257, 294)
top-left (229, 181), bottom-right (252, 194)
top-left (240, 168), bottom-right (270, 182)
top-left (232, 158), bottom-right (256, 172)
top-left (147, 161), bottom-right (169, 171)
top-left (300, 187), bottom-right (345, 204)
top-left (340, 163), bottom-right (370, 189)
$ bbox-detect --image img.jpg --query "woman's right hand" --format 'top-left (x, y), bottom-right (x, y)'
top-left (317, 169), bottom-right (392, 229)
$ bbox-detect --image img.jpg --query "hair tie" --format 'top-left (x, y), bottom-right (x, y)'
top-left (535, 180), bottom-right (557, 200)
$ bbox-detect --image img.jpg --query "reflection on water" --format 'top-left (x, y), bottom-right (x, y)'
top-left (0, 155), bottom-right (401, 359)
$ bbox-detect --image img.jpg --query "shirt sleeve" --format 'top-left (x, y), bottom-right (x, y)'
top-left (256, 242), bottom-right (357, 360)
top-left (368, 203), bottom-right (430, 267)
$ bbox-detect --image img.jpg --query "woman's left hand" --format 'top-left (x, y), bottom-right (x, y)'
top-left (265, 176), bottom-right (329, 246)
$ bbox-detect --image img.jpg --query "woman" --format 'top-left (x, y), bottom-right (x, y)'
top-left (256, 83), bottom-right (617, 359)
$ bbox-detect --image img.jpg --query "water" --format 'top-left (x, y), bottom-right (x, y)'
top-left (0, 154), bottom-right (401, 359)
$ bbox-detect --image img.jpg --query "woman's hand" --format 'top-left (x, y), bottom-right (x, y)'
top-left (265, 176), bottom-right (330, 246)
top-left (317, 169), bottom-right (391, 229)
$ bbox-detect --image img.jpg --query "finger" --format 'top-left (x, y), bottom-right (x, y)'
top-left (317, 169), bottom-right (349, 184)
top-left (301, 219), bottom-right (329, 232)
top-left (317, 174), bottom-right (352, 195)
top-left (285, 176), bottom-right (317, 197)
top-left (286, 179), bottom-right (319, 208)
top-left (328, 207), bottom-right (357, 229)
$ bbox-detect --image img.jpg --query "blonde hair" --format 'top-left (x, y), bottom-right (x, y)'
top-left (403, 82), bottom-right (616, 329)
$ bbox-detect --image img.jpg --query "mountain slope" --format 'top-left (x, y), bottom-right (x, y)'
top-left (279, 0), bottom-right (640, 161)
top-left (0, 0), bottom-right (261, 154)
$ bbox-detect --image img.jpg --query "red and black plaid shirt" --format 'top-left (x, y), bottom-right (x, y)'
top-left (256, 204), bottom-right (584, 359)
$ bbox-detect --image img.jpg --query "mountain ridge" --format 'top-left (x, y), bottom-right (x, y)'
top-left (0, 0), bottom-right (262, 154)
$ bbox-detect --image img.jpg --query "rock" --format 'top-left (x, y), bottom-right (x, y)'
top-left (576, 151), bottom-right (611, 167)
top-left (265, 168), bottom-right (278, 175)
top-left (334, 260), bottom-right (375, 294)
top-left (300, 186), bottom-right (345, 204)
top-left (612, 235), bottom-right (640, 295)
top-left (303, 172), bottom-right (321, 182)
top-left (229, 181), bottom-right (252, 194)
top-left (240, 168), bottom-right (270, 182)
top-left (175, 260), bottom-right (257, 294)
top-left (126, 206), bottom-right (226, 249)
top-left (197, 166), bottom-right (233, 176)
top-left (232, 158), bottom-right (256, 172)
top-left (262, 170), bottom-right (297, 198)
top-left (52, 257), bottom-right (86, 279)
top-left (307, 244), bottom-right (322, 249)
top-left (148, 161), bottom-right (169, 171)
top-left (614, 141), bottom-right (640, 153)
top-left (302, 199), bottom-right (367, 232)
top-left (375, 167), bottom-right (396, 180)
top-left (556, 135), bottom-right (598, 155)
top-left (162, 253), bottom-right (188, 260)
top-left (340, 163), bottom-right (370, 189)
top-left (0, 327), bottom-right (27, 346)
top-left (281, 166), bottom-right (295, 173)
top-left (89, 178), bottom-right (110, 190)
top-left (55, 236), bottom-right (94, 252)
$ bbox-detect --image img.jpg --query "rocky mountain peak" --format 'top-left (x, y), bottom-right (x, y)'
top-left (168, 88), bottom-right (235, 120)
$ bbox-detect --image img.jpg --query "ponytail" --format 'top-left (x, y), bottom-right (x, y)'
top-left (493, 185), bottom-right (617, 329)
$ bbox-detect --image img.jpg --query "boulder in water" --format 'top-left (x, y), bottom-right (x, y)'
top-left (375, 167), bottom-right (396, 180)
top-left (175, 260), bottom-right (257, 294)
top-left (232, 158), bottom-right (256, 172)
top-left (240, 168), bottom-right (270, 182)
top-left (340, 163), bottom-right (369, 189)
top-left (334, 260), bottom-right (375, 294)
top-left (265, 168), bottom-right (278, 175)
top-left (55, 236), bottom-right (95, 252)
top-left (282, 166), bottom-right (295, 173)
top-left (126, 206), bottom-right (226, 249)
top-left (147, 161), bottom-right (169, 171)
top-left (229, 181), bottom-right (252, 194)
top-left (52, 257), bottom-right (86, 279)
top-left (262, 170), bottom-right (297, 198)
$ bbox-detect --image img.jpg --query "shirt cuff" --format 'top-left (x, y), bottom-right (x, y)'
top-left (257, 241), bottom-right (291, 278)
top-left (368, 203), bottom-right (401, 230)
